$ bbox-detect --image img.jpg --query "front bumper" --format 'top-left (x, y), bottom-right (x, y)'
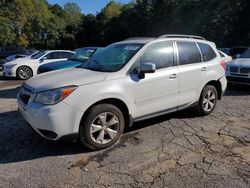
top-left (226, 76), bottom-right (250, 85)
top-left (3, 67), bottom-right (15, 77)
top-left (17, 94), bottom-right (83, 140)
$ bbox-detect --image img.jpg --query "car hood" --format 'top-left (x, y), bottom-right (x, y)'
top-left (39, 60), bottom-right (83, 71)
top-left (25, 68), bottom-right (107, 93)
top-left (228, 58), bottom-right (250, 67)
top-left (5, 58), bottom-right (36, 65)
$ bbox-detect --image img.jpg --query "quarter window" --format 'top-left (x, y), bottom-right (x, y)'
top-left (46, 52), bottom-right (59, 59)
top-left (198, 43), bottom-right (217, 61)
top-left (136, 42), bottom-right (174, 70)
top-left (177, 42), bottom-right (201, 65)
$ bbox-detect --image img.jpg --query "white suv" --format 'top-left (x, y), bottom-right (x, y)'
top-left (17, 35), bottom-right (227, 150)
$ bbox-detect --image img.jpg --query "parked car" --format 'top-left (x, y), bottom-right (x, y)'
top-left (3, 50), bottom-right (75, 80)
top-left (37, 47), bottom-right (102, 74)
top-left (17, 35), bottom-right (227, 150)
top-left (5, 50), bottom-right (39, 62)
top-left (0, 46), bottom-right (27, 59)
top-left (226, 48), bottom-right (250, 85)
top-left (218, 50), bottom-right (232, 63)
top-left (0, 46), bottom-right (28, 70)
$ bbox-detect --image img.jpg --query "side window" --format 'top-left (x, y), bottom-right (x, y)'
top-left (198, 42), bottom-right (217, 61)
top-left (135, 42), bottom-right (174, 70)
top-left (45, 52), bottom-right (59, 59)
top-left (177, 42), bottom-right (201, 65)
top-left (59, 52), bottom-right (73, 59)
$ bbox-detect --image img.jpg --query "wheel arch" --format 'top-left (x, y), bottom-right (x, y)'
top-left (203, 80), bottom-right (222, 100)
top-left (79, 98), bottom-right (132, 131)
top-left (16, 65), bottom-right (33, 78)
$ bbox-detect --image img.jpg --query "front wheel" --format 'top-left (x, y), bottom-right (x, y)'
top-left (17, 66), bottom-right (33, 80)
top-left (197, 85), bottom-right (218, 116)
top-left (79, 104), bottom-right (125, 150)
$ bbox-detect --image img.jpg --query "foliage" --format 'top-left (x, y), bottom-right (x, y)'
top-left (0, 0), bottom-right (249, 49)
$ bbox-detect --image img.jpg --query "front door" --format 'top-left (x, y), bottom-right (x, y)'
top-left (128, 41), bottom-right (179, 118)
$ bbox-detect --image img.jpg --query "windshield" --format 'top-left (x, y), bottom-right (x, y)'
top-left (69, 48), bottom-right (96, 62)
top-left (240, 49), bottom-right (250, 58)
top-left (82, 43), bottom-right (143, 72)
top-left (31, 51), bottom-right (46, 59)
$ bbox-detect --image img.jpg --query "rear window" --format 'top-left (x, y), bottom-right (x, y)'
top-left (177, 42), bottom-right (201, 65)
top-left (198, 43), bottom-right (217, 61)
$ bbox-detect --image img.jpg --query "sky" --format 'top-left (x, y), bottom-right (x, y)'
top-left (47, 0), bottom-right (131, 15)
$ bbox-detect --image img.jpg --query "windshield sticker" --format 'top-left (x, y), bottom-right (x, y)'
top-left (124, 46), bottom-right (140, 51)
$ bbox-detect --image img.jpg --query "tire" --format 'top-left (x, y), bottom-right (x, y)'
top-left (17, 66), bottom-right (33, 80)
top-left (197, 85), bottom-right (218, 116)
top-left (79, 104), bottom-right (125, 150)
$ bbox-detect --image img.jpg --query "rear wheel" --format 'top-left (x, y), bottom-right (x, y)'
top-left (197, 85), bottom-right (218, 116)
top-left (79, 104), bottom-right (125, 150)
top-left (17, 66), bottom-right (33, 80)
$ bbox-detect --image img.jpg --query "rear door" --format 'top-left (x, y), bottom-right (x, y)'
top-left (176, 41), bottom-right (206, 107)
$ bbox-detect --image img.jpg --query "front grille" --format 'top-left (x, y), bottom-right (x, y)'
top-left (20, 84), bottom-right (33, 105)
top-left (230, 73), bottom-right (248, 77)
top-left (240, 67), bottom-right (250, 74)
top-left (230, 66), bottom-right (239, 73)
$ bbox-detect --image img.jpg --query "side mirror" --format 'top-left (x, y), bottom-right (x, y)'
top-left (40, 56), bottom-right (47, 62)
top-left (236, 54), bottom-right (241, 59)
top-left (138, 62), bottom-right (156, 79)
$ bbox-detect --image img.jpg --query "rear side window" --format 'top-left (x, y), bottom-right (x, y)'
top-left (198, 43), bottom-right (217, 61)
top-left (177, 42), bottom-right (201, 65)
top-left (46, 52), bottom-right (59, 59)
top-left (58, 52), bottom-right (73, 58)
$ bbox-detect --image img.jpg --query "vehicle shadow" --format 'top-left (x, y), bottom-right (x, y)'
top-left (0, 86), bottom-right (20, 99)
top-left (0, 108), bottom-right (196, 164)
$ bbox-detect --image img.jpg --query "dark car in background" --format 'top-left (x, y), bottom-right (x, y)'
top-left (37, 47), bottom-right (102, 74)
top-left (0, 46), bottom-right (30, 70)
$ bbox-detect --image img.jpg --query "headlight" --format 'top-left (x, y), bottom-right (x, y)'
top-left (34, 86), bottom-right (78, 105)
top-left (5, 64), bottom-right (17, 69)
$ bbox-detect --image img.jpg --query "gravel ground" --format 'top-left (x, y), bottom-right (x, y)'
top-left (0, 73), bottom-right (250, 188)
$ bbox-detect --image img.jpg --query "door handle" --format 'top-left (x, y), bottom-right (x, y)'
top-left (201, 67), bottom-right (207, 71)
top-left (169, 74), bottom-right (177, 79)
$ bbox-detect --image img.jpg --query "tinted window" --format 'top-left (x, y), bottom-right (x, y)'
top-left (59, 52), bottom-right (73, 59)
top-left (137, 42), bottom-right (174, 69)
top-left (46, 52), bottom-right (59, 59)
top-left (240, 49), bottom-right (250, 58)
top-left (198, 43), bottom-right (217, 61)
top-left (177, 42), bottom-right (201, 65)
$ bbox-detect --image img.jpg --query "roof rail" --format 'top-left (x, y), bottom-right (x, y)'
top-left (158, 34), bottom-right (205, 40)
top-left (123, 37), bottom-right (155, 41)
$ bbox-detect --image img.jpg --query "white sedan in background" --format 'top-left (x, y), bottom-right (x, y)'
top-left (3, 50), bottom-right (75, 79)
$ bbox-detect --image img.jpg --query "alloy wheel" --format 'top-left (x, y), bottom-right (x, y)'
top-left (90, 112), bottom-right (119, 144)
top-left (18, 67), bottom-right (32, 79)
top-left (203, 90), bottom-right (216, 112)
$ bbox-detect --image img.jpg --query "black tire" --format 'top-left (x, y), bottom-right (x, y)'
top-left (197, 85), bottom-right (218, 116)
top-left (79, 104), bottom-right (125, 150)
top-left (17, 66), bottom-right (33, 80)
